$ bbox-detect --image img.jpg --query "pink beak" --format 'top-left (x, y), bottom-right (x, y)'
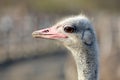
top-left (32, 26), bottom-right (68, 39)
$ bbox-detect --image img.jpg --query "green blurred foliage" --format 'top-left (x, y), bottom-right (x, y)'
top-left (0, 0), bottom-right (120, 13)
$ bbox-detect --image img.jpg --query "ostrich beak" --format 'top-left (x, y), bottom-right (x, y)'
top-left (32, 27), bottom-right (68, 39)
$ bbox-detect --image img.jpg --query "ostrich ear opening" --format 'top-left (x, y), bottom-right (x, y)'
top-left (82, 30), bottom-right (94, 46)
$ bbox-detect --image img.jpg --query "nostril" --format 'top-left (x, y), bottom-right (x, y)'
top-left (42, 30), bottom-right (49, 32)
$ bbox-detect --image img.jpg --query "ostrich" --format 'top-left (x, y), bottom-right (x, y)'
top-left (32, 15), bottom-right (99, 80)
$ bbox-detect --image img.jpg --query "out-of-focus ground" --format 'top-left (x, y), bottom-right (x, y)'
top-left (0, 0), bottom-right (120, 80)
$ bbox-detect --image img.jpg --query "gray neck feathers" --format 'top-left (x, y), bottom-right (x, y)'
top-left (66, 43), bottom-right (99, 80)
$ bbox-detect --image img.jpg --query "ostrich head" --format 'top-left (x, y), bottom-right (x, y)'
top-left (32, 15), bottom-right (98, 80)
top-left (32, 15), bottom-right (96, 49)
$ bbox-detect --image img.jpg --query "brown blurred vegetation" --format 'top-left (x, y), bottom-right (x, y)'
top-left (0, 0), bottom-right (120, 80)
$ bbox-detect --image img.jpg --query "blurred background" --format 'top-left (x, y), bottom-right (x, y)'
top-left (0, 0), bottom-right (120, 80)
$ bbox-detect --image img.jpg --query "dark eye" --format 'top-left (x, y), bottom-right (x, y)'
top-left (64, 26), bottom-right (75, 33)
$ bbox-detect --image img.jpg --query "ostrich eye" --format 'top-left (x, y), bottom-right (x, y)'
top-left (64, 26), bottom-right (75, 33)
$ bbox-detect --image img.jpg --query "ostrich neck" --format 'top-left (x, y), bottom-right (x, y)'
top-left (66, 45), bottom-right (98, 80)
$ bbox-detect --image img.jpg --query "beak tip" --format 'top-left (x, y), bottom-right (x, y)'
top-left (32, 31), bottom-right (43, 38)
top-left (32, 31), bottom-right (37, 38)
